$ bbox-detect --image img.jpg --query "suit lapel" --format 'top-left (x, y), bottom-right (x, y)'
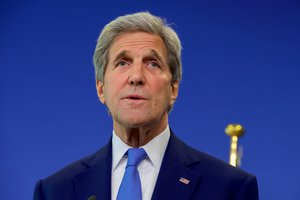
top-left (152, 132), bottom-right (202, 200)
top-left (73, 140), bottom-right (112, 200)
top-left (70, 132), bottom-right (202, 200)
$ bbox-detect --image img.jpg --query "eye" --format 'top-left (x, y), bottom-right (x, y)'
top-left (147, 61), bottom-right (160, 68)
top-left (116, 60), bottom-right (129, 68)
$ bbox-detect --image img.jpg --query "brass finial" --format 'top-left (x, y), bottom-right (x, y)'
top-left (225, 124), bottom-right (244, 137)
top-left (225, 124), bottom-right (244, 167)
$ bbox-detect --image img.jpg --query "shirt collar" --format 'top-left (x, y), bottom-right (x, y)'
top-left (112, 125), bottom-right (170, 170)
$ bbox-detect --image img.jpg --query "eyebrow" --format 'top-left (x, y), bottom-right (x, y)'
top-left (112, 50), bottom-right (130, 64)
top-left (147, 49), bottom-right (165, 65)
top-left (112, 49), bottom-right (166, 65)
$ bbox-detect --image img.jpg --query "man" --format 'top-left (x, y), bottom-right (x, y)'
top-left (34, 12), bottom-right (259, 200)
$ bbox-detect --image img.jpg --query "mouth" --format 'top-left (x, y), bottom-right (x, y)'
top-left (123, 94), bottom-right (146, 101)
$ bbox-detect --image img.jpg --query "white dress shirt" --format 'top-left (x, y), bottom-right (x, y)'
top-left (111, 126), bottom-right (170, 200)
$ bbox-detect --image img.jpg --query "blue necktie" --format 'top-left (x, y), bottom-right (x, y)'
top-left (117, 148), bottom-right (147, 200)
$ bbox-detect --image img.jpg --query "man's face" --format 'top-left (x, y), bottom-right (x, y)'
top-left (96, 31), bottom-right (178, 131)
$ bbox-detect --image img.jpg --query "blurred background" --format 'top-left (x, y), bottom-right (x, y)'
top-left (1, 0), bottom-right (299, 199)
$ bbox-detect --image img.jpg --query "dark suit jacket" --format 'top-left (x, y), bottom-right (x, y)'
top-left (34, 132), bottom-right (259, 200)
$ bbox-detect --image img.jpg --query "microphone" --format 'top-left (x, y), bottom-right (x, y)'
top-left (87, 195), bottom-right (97, 200)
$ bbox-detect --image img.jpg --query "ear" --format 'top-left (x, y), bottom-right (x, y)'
top-left (96, 80), bottom-right (106, 104)
top-left (170, 81), bottom-right (179, 105)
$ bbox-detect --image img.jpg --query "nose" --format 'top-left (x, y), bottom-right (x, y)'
top-left (128, 62), bottom-right (145, 86)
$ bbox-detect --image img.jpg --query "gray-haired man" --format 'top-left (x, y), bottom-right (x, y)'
top-left (34, 12), bottom-right (259, 200)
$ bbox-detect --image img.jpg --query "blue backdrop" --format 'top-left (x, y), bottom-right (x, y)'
top-left (1, 0), bottom-right (300, 199)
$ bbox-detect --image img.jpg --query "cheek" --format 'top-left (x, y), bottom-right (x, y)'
top-left (103, 79), bottom-right (123, 105)
top-left (154, 82), bottom-right (173, 102)
top-left (102, 82), bottom-right (114, 105)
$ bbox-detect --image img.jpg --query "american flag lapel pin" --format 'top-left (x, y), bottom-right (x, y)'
top-left (179, 177), bottom-right (190, 185)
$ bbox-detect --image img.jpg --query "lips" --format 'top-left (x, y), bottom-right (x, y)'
top-left (124, 94), bottom-right (146, 100)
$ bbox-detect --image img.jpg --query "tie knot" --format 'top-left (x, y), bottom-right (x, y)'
top-left (126, 148), bottom-right (146, 167)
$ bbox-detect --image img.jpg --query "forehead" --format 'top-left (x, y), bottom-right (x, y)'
top-left (109, 31), bottom-right (167, 58)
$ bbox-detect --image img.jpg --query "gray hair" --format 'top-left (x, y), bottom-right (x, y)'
top-left (93, 12), bottom-right (182, 83)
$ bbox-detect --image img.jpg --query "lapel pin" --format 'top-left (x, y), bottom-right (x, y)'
top-left (179, 177), bottom-right (190, 185)
top-left (87, 195), bottom-right (97, 200)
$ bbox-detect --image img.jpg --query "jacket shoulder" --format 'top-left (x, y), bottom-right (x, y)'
top-left (34, 142), bottom-right (111, 199)
top-left (168, 133), bottom-right (259, 199)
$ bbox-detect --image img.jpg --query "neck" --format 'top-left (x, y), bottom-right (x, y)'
top-left (114, 117), bottom-right (168, 147)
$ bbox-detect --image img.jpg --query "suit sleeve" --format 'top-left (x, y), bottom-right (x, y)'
top-left (33, 180), bottom-right (45, 200)
top-left (237, 175), bottom-right (259, 200)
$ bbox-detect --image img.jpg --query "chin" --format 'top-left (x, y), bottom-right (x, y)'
top-left (117, 114), bottom-right (153, 128)
top-left (126, 118), bottom-right (151, 128)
